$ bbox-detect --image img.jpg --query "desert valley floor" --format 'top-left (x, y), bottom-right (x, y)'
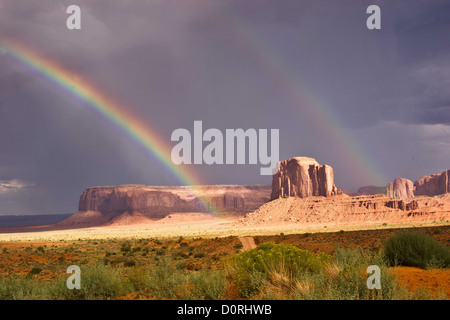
top-left (0, 211), bottom-right (449, 242)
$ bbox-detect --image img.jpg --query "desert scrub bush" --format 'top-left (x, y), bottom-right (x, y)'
top-left (186, 270), bottom-right (227, 300)
top-left (229, 242), bottom-right (331, 298)
top-left (322, 248), bottom-right (401, 300)
top-left (120, 241), bottom-right (132, 253)
top-left (36, 246), bottom-right (45, 253)
top-left (0, 277), bottom-right (46, 300)
top-left (146, 258), bottom-right (188, 299)
top-left (27, 267), bottom-right (43, 278)
top-left (127, 267), bottom-right (152, 294)
top-left (383, 232), bottom-right (450, 269)
top-left (50, 262), bottom-right (130, 300)
top-left (229, 244), bottom-right (404, 300)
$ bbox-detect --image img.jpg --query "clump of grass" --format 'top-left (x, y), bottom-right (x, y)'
top-left (227, 243), bottom-right (407, 300)
top-left (187, 270), bottom-right (226, 300)
top-left (145, 258), bottom-right (188, 299)
top-left (229, 242), bottom-right (331, 298)
top-left (48, 262), bottom-right (130, 300)
top-left (383, 232), bottom-right (450, 269)
top-left (0, 277), bottom-right (45, 299)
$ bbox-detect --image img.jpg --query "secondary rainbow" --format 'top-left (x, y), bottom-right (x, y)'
top-left (221, 13), bottom-right (387, 186)
top-left (0, 38), bottom-right (216, 211)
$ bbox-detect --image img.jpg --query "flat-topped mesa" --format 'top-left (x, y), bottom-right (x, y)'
top-left (60, 184), bottom-right (272, 227)
top-left (386, 178), bottom-right (415, 199)
top-left (271, 157), bottom-right (342, 200)
top-left (357, 186), bottom-right (386, 195)
top-left (78, 185), bottom-right (272, 213)
top-left (414, 169), bottom-right (450, 197)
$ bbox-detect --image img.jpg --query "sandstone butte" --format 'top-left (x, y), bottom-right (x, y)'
top-left (271, 157), bottom-right (342, 199)
top-left (386, 169), bottom-right (450, 199)
top-left (386, 178), bottom-right (415, 199)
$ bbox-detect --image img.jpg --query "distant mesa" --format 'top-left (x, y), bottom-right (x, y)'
top-left (58, 185), bottom-right (271, 228)
top-left (357, 186), bottom-right (386, 196)
top-left (271, 157), bottom-right (341, 200)
top-left (386, 169), bottom-right (450, 199)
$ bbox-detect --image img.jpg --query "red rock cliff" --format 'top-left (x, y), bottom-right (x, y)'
top-left (271, 157), bottom-right (341, 200)
top-left (414, 170), bottom-right (450, 197)
top-left (386, 170), bottom-right (450, 198)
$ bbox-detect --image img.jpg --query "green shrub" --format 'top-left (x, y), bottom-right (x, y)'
top-left (27, 267), bottom-right (42, 277)
top-left (383, 232), bottom-right (450, 269)
top-left (36, 246), bottom-right (45, 253)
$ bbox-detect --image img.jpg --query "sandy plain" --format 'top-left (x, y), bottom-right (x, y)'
top-left (0, 212), bottom-right (448, 242)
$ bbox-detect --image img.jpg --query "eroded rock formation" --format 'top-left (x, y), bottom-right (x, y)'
top-left (414, 170), bottom-right (450, 197)
top-left (271, 157), bottom-right (341, 200)
top-left (237, 193), bottom-right (450, 227)
top-left (386, 170), bottom-right (450, 198)
top-left (386, 178), bottom-right (415, 199)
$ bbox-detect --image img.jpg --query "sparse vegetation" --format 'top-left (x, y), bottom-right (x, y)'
top-left (0, 226), bottom-right (448, 300)
top-left (226, 242), bottom-right (412, 299)
top-left (229, 242), bottom-right (332, 298)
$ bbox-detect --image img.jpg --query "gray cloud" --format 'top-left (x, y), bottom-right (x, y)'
top-left (0, 179), bottom-right (34, 194)
top-left (0, 0), bottom-right (449, 214)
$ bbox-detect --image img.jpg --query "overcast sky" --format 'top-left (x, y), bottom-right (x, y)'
top-left (0, 0), bottom-right (449, 215)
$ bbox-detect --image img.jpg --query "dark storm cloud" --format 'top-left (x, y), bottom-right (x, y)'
top-left (0, 0), bottom-right (449, 214)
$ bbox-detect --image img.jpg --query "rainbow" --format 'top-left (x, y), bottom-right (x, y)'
top-left (1, 16), bottom-right (387, 197)
top-left (0, 38), bottom-right (217, 211)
